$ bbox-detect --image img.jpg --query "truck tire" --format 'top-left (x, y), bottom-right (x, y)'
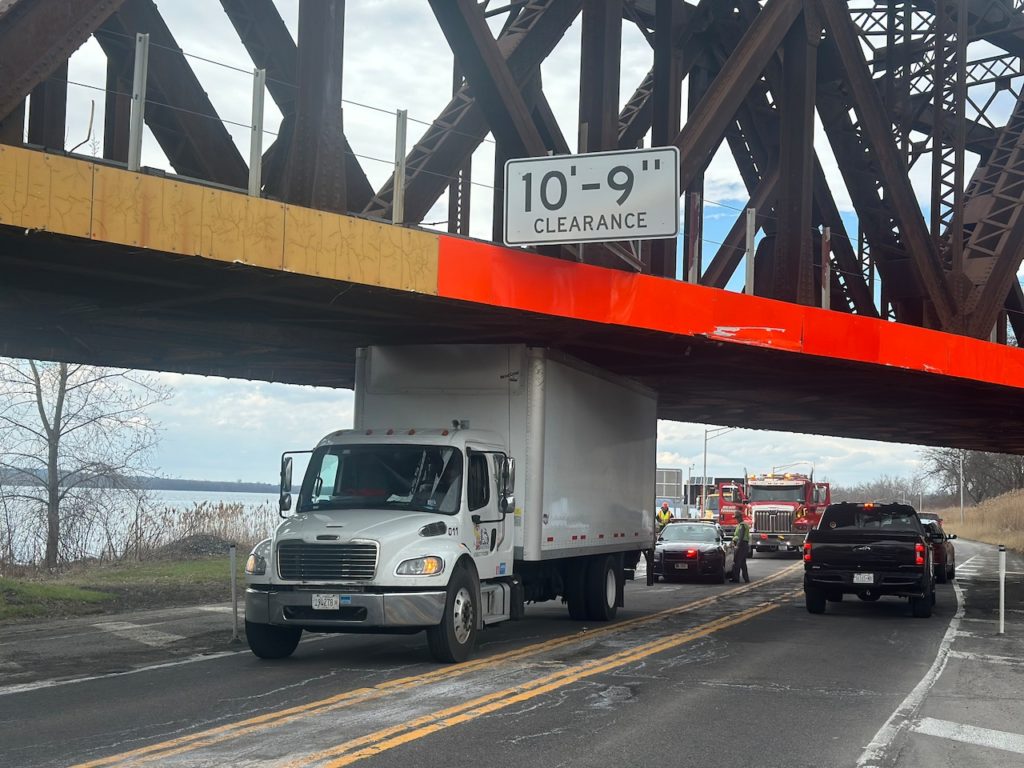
top-left (245, 620), bottom-right (301, 659)
top-left (949, 562), bottom-right (955, 580)
top-left (585, 555), bottom-right (618, 621)
top-left (564, 561), bottom-right (588, 620)
top-left (935, 565), bottom-right (947, 584)
top-left (427, 566), bottom-right (478, 663)
top-left (910, 591), bottom-right (933, 618)
top-left (805, 587), bottom-right (826, 614)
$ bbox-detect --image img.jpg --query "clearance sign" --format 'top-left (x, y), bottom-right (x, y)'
top-left (503, 147), bottom-right (680, 247)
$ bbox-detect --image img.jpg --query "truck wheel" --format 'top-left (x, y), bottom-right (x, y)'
top-left (564, 560), bottom-right (588, 620)
top-left (910, 592), bottom-right (933, 618)
top-left (427, 566), bottom-right (478, 663)
top-left (949, 562), bottom-right (955, 580)
top-left (935, 566), bottom-right (947, 584)
top-left (585, 555), bottom-right (618, 621)
top-left (805, 587), bottom-right (826, 614)
top-left (245, 620), bottom-right (301, 659)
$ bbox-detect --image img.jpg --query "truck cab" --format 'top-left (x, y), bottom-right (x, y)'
top-left (746, 472), bottom-right (830, 554)
top-left (245, 427), bottom-right (516, 663)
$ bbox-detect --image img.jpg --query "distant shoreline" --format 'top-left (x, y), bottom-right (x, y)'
top-left (143, 479), bottom-right (279, 493)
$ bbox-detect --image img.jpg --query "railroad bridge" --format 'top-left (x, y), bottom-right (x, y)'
top-left (1, 0), bottom-right (1023, 452)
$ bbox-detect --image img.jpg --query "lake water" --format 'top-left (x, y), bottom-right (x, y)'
top-left (151, 490), bottom-right (278, 509)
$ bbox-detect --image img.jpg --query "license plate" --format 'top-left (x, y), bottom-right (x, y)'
top-left (674, 563), bottom-right (689, 570)
top-left (853, 573), bottom-right (874, 584)
top-left (312, 594), bottom-right (340, 610)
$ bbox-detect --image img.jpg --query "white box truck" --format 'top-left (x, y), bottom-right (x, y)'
top-left (244, 344), bottom-right (656, 662)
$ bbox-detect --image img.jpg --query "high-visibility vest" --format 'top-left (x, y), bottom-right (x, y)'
top-left (734, 521), bottom-right (750, 543)
top-left (658, 509), bottom-right (671, 526)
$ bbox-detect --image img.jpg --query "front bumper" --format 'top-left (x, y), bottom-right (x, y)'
top-left (804, 570), bottom-right (928, 598)
top-left (246, 586), bottom-right (447, 629)
top-left (654, 554), bottom-right (723, 577)
top-left (751, 533), bottom-right (806, 551)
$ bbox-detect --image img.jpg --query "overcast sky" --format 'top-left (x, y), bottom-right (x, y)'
top-left (29, 0), bottom-right (1020, 486)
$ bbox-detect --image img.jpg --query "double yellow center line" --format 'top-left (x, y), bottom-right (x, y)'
top-left (75, 564), bottom-right (802, 767)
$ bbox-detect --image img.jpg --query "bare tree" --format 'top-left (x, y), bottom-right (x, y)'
top-left (922, 447), bottom-right (1024, 504)
top-left (0, 360), bottom-right (172, 568)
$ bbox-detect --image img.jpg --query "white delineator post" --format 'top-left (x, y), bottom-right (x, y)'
top-left (128, 33), bottom-right (150, 172)
top-left (230, 543), bottom-right (240, 643)
top-left (745, 208), bottom-right (756, 295)
top-left (392, 109), bottom-right (408, 225)
top-left (248, 68), bottom-right (266, 197)
top-left (998, 544), bottom-right (1006, 635)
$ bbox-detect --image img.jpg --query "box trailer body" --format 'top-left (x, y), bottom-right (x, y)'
top-left (245, 344), bottom-right (657, 663)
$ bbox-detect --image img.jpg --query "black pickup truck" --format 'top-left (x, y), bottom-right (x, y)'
top-left (803, 502), bottom-right (935, 617)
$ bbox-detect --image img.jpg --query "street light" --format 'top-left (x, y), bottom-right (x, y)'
top-left (703, 426), bottom-right (735, 511)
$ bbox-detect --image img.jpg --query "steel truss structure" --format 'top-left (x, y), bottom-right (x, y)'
top-left (1, 0), bottom-right (1023, 343)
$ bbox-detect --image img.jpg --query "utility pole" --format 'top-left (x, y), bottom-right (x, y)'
top-left (959, 450), bottom-right (965, 524)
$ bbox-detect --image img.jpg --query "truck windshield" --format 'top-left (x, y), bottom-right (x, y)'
top-left (747, 485), bottom-right (804, 502)
top-left (297, 444), bottom-right (463, 515)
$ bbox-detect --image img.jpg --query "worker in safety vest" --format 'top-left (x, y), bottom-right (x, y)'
top-left (730, 510), bottom-right (751, 583)
top-left (657, 502), bottom-right (672, 530)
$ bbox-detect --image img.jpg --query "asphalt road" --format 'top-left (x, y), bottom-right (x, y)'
top-left (1, 539), bottom-right (1021, 768)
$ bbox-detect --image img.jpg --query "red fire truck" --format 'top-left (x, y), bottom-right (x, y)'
top-left (745, 472), bottom-right (830, 555)
top-left (706, 481), bottom-right (748, 537)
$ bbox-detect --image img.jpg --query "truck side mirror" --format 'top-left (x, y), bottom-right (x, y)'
top-left (497, 456), bottom-right (516, 515)
top-left (280, 455), bottom-right (293, 514)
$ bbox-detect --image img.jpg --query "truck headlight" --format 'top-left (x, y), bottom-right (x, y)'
top-left (245, 539), bottom-right (272, 575)
top-left (396, 556), bottom-right (444, 576)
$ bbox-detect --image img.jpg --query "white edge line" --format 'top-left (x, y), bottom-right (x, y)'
top-left (856, 580), bottom-right (965, 767)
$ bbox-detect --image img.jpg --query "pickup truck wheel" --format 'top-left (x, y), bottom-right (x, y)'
top-left (949, 562), bottom-right (955, 580)
top-left (805, 587), bottom-right (826, 614)
top-left (427, 566), bottom-right (477, 663)
top-left (245, 621), bottom-right (301, 659)
top-left (935, 566), bottom-right (947, 584)
top-left (585, 555), bottom-right (618, 621)
top-left (910, 592), bottom-right (933, 618)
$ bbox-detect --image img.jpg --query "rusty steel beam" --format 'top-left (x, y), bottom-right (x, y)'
top-left (430, 0), bottom-right (547, 158)
top-left (27, 62), bottom-right (67, 150)
top-left (649, 0), bottom-right (685, 277)
top-left (0, 0), bottom-right (125, 123)
top-left (579, 0), bottom-right (622, 152)
top-left (219, 0), bottom-right (371, 208)
top-left (959, 91), bottom-right (1024, 338)
top-left (103, 44), bottom-right (131, 161)
top-left (363, 0), bottom-right (581, 224)
top-left (95, 0), bottom-right (247, 187)
top-left (816, 0), bottom-right (960, 331)
top-left (281, 0), bottom-right (347, 213)
top-left (617, 0), bottom-right (707, 152)
top-left (773, 12), bottom-right (817, 306)
top-left (0, 100), bottom-right (24, 144)
top-left (1007, 281), bottom-right (1024, 343)
top-left (674, 0), bottom-right (803, 192)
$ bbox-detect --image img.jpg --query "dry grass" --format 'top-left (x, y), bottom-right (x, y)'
top-left (937, 489), bottom-right (1024, 553)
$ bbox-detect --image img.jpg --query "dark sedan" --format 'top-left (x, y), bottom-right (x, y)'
top-left (921, 518), bottom-right (956, 583)
top-left (654, 521), bottom-right (734, 583)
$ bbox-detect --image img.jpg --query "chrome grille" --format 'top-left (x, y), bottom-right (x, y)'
top-left (277, 540), bottom-right (378, 581)
top-left (754, 510), bottom-right (794, 533)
